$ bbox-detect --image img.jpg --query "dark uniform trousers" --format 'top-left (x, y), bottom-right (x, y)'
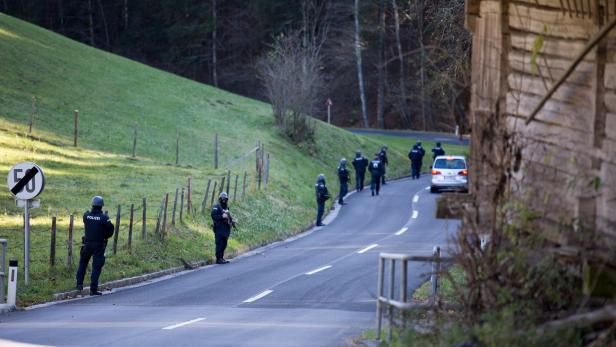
top-left (215, 234), bottom-right (229, 260)
top-left (76, 241), bottom-right (106, 291)
top-left (355, 172), bottom-right (365, 191)
top-left (371, 175), bottom-right (381, 195)
top-left (316, 202), bottom-right (325, 225)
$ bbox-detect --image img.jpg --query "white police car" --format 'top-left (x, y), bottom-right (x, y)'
top-left (430, 155), bottom-right (468, 193)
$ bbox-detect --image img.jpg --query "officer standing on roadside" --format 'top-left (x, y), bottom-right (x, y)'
top-left (416, 141), bottom-right (426, 174)
top-left (369, 153), bottom-right (383, 196)
top-left (352, 150), bottom-right (369, 192)
top-left (408, 145), bottom-right (422, 179)
top-left (211, 192), bottom-right (235, 264)
top-left (76, 196), bottom-right (114, 295)
top-left (315, 174), bottom-right (330, 226)
top-left (378, 145), bottom-right (389, 185)
top-left (431, 142), bottom-right (445, 162)
top-left (337, 158), bottom-right (350, 205)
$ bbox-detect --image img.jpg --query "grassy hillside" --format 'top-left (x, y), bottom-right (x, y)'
top-left (0, 13), bottom-right (423, 305)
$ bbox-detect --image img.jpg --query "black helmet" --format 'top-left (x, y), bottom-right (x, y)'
top-left (317, 174), bottom-right (326, 184)
top-left (340, 158), bottom-right (347, 166)
top-left (91, 196), bottom-right (104, 207)
top-left (436, 142), bottom-right (442, 147)
top-left (381, 145), bottom-right (388, 151)
top-left (219, 192), bottom-right (228, 203)
top-left (355, 150), bottom-right (362, 157)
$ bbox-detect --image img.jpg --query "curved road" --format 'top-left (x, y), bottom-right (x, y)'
top-left (348, 128), bottom-right (469, 146)
top-left (0, 176), bottom-right (457, 347)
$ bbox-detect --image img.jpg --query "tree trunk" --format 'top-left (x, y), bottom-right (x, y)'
top-left (123, 0), bottom-right (129, 29)
top-left (354, 0), bottom-right (369, 128)
top-left (415, 0), bottom-right (430, 130)
top-left (96, 0), bottom-right (110, 47)
top-left (212, 0), bottom-right (218, 87)
top-left (376, 0), bottom-right (386, 129)
top-left (392, 0), bottom-right (409, 127)
top-left (57, 0), bottom-right (65, 33)
top-left (87, 0), bottom-right (95, 46)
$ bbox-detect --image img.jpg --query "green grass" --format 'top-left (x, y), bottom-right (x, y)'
top-left (412, 265), bottom-right (465, 301)
top-left (0, 13), bottom-right (423, 305)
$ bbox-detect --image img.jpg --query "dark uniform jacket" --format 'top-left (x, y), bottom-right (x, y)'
top-left (315, 183), bottom-right (330, 204)
top-left (338, 166), bottom-right (350, 184)
top-left (369, 159), bottom-right (383, 176)
top-left (417, 146), bottom-right (426, 158)
top-left (432, 147), bottom-right (445, 160)
top-left (83, 209), bottom-right (114, 243)
top-left (378, 150), bottom-right (389, 166)
top-left (352, 156), bottom-right (369, 174)
top-left (409, 149), bottom-right (422, 164)
top-left (211, 203), bottom-right (232, 237)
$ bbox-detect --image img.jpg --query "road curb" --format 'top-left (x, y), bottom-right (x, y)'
top-left (0, 304), bottom-right (16, 314)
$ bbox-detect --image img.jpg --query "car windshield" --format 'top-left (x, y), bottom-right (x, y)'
top-left (434, 158), bottom-right (466, 170)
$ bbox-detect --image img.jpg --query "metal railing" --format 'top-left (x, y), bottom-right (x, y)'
top-left (376, 246), bottom-right (453, 342)
top-left (0, 239), bottom-right (6, 303)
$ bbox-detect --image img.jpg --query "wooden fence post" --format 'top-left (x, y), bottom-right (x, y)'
top-left (258, 164), bottom-right (262, 190)
top-left (187, 177), bottom-right (192, 214)
top-left (142, 197), bottom-right (147, 239)
top-left (50, 216), bottom-right (56, 267)
top-left (180, 188), bottom-right (185, 223)
top-left (155, 197), bottom-right (164, 235)
top-left (242, 171), bottom-right (247, 199)
top-left (113, 205), bottom-right (121, 255)
top-left (214, 133), bottom-right (219, 169)
top-left (162, 193), bottom-right (169, 236)
top-left (131, 123), bottom-right (137, 158)
top-left (67, 214), bottom-right (74, 269)
top-left (201, 179), bottom-right (212, 213)
top-left (73, 110), bottom-right (79, 147)
top-left (128, 204), bottom-right (134, 254)
top-left (255, 140), bottom-right (260, 172)
top-left (233, 174), bottom-right (238, 201)
top-left (172, 188), bottom-right (179, 226)
top-left (210, 181), bottom-right (218, 207)
top-left (175, 129), bottom-right (180, 166)
top-left (219, 176), bottom-right (226, 195)
top-left (29, 96), bottom-right (36, 134)
top-left (226, 170), bottom-right (231, 194)
top-left (264, 153), bottom-right (270, 190)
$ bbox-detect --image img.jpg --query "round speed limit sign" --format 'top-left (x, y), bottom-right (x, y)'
top-left (6, 162), bottom-right (46, 200)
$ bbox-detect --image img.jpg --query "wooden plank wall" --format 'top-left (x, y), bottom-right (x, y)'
top-left (467, 0), bottom-right (616, 241)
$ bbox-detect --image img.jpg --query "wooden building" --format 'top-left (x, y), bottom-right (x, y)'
top-left (465, 0), bottom-right (615, 242)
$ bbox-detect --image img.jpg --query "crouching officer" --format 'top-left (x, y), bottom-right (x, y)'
top-left (337, 158), bottom-right (350, 205)
top-left (315, 174), bottom-right (330, 226)
top-left (76, 196), bottom-right (114, 295)
top-left (211, 192), bottom-right (235, 264)
top-left (352, 150), bottom-right (369, 192)
top-left (369, 154), bottom-right (383, 196)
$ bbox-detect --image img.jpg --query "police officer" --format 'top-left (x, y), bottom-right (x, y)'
top-left (408, 145), bottom-right (422, 179)
top-left (337, 158), bottom-right (350, 205)
top-left (352, 150), bottom-right (369, 192)
top-left (416, 141), bottom-right (426, 174)
top-left (369, 153), bottom-right (383, 196)
top-left (315, 174), bottom-right (330, 226)
top-left (431, 142), bottom-right (445, 162)
top-left (76, 196), bottom-right (114, 295)
top-left (378, 145), bottom-right (389, 185)
top-left (211, 192), bottom-right (235, 264)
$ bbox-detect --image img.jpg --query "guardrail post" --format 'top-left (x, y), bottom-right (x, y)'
top-left (401, 258), bottom-right (408, 328)
top-left (431, 246), bottom-right (441, 305)
top-left (376, 255), bottom-right (385, 341)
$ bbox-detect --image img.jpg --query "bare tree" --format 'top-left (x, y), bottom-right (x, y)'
top-left (392, 0), bottom-right (410, 127)
top-left (376, 0), bottom-right (386, 129)
top-left (353, 0), bottom-right (369, 128)
top-left (257, 32), bottom-right (323, 143)
top-left (212, 0), bottom-right (218, 87)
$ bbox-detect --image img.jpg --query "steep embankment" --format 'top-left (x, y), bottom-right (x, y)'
top-left (0, 13), bottom-right (410, 304)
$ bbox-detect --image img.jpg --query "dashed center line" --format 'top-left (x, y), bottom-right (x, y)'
top-left (305, 265), bottom-right (332, 275)
top-left (413, 195), bottom-right (419, 203)
top-left (412, 210), bottom-right (419, 219)
top-left (243, 290), bottom-right (273, 303)
top-left (395, 227), bottom-right (408, 236)
top-left (425, 186), bottom-right (430, 190)
top-left (357, 244), bottom-right (378, 254)
top-left (162, 317), bottom-right (206, 330)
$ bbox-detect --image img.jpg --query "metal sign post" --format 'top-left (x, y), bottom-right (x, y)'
top-left (326, 98), bottom-right (333, 124)
top-left (7, 162), bottom-right (45, 285)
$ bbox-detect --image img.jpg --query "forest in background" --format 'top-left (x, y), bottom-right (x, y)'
top-left (1, 0), bottom-right (470, 131)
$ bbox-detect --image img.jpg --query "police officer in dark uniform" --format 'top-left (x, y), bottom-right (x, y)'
top-left (431, 142), bottom-right (445, 162)
top-left (408, 145), bottom-right (422, 179)
top-left (76, 196), bottom-right (114, 295)
top-left (378, 145), bottom-right (389, 185)
top-left (211, 192), bottom-right (235, 264)
top-left (315, 174), bottom-right (330, 226)
top-left (369, 153), bottom-right (383, 196)
top-left (416, 141), bottom-right (426, 174)
top-left (352, 150), bottom-right (369, 192)
top-left (337, 158), bottom-right (350, 205)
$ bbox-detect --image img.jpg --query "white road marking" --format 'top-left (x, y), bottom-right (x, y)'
top-left (243, 290), bottom-right (273, 303)
top-left (305, 265), bottom-right (332, 275)
top-left (162, 317), bottom-right (206, 330)
top-left (357, 244), bottom-right (378, 254)
top-left (413, 195), bottom-right (419, 203)
top-left (425, 186), bottom-right (430, 190)
top-left (395, 227), bottom-right (408, 236)
top-left (412, 210), bottom-right (419, 219)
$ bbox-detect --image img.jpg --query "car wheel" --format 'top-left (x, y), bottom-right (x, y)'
top-left (430, 186), bottom-right (438, 193)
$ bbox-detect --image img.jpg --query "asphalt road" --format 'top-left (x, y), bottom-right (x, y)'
top-left (0, 176), bottom-right (457, 347)
top-left (348, 128), bottom-right (469, 146)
